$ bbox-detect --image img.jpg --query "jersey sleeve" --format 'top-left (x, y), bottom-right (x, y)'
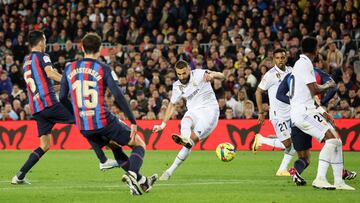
top-left (257, 72), bottom-right (272, 90)
top-left (59, 65), bottom-right (74, 114)
top-left (39, 53), bottom-right (53, 68)
top-left (303, 61), bottom-right (316, 84)
top-left (170, 84), bottom-right (182, 104)
top-left (105, 67), bottom-right (137, 124)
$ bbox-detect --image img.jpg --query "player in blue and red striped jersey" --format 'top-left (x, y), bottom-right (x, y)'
top-left (11, 30), bottom-right (75, 185)
top-left (59, 33), bottom-right (157, 196)
top-left (11, 31), bottom-right (117, 185)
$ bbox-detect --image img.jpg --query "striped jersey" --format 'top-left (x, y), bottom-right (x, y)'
top-left (22, 52), bottom-right (58, 114)
top-left (62, 58), bottom-right (114, 131)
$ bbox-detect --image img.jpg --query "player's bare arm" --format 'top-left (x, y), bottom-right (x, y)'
top-left (307, 80), bottom-right (336, 96)
top-left (44, 65), bottom-right (62, 82)
top-left (152, 102), bottom-right (176, 132)
top-left (255, 87), bottom-right (265, 125)
top-left (204, 70), bottom-right (225, 82)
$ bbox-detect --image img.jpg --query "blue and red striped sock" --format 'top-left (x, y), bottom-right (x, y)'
top-left (294, 158), bottom-right (309, 174)
top-left (111, 147), bottom-right (129, 171)
top-left (17, 147), bottom-right (45, 180)
top-left (129, 146), bottom-right (145, 181)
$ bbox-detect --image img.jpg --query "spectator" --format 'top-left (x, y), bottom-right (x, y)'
top-left (9, 64), bottom-right (26, 89)
top-left (0, 71), bottom-right (12, 95)
top-left (0, 103), bottom-right (19, 120)
top-left (225, 107), bottom-right (234, 120)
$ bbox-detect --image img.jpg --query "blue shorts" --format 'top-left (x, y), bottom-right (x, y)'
top-left (291, 126), bottom-right (312, 151)
top-left (33, 103), bottom-right (75, 136)
top-left (80, 119), bottom-right (131, 147)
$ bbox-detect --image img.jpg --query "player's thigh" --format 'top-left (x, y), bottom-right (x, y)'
top-left (33, 112), bottom-right (55, 136)
top-left (193, 108), bottom-right (219, 140)
top-left (293, 111), bottom-right (332, 142)
top-left (105, 119), bottom-right (132, 146)
top-left (272, 119), bottom-right (291, 142)
top-left (291, 126), bottom-right (312, 152)
top-left (47, 103), bottom-right (75, 124)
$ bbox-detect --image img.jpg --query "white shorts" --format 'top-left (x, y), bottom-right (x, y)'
top-left (182, 107), bottom-right (219, 140)
top-left (292, 108), bottom-right (333, 142)
top-left (271, 118), bottom-right (291, 142)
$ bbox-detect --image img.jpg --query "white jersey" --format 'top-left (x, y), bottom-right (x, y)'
top-left (290, 54), bottom-right (317, 116)
top-left (258, 65), bottom-right (292, 120)
top-left (171, 69), bottom-right (218, 111)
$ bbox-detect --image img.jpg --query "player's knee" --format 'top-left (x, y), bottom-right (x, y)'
top-left (40, 142), bottom-right (50, 152)
top-left (132, 135), bottom-right (146, 149)
top-left (282, 139), bottom-right (292, 149)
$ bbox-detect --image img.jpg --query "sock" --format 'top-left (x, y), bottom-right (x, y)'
top-left (89, 140), bottom-right (107, 163)
top-left (111, 147), bottom-right (129, 171)
top-left (180, 117), bottom-right (193, 139)
top-left (330, 139), bottom-right (344, 185)
top-left (259, 136), bottom-right (285, 149)
top-left (17, 147), bottom-right (45, 180)
top-left (294, 158), bottom-right (309, 174)
top-left (278, 145), bottom-right (295, 171)
top-left (167, 146), bottom-right (192, 175)
top-left (316, 139), bottom-right (336, 180)
top-left (129, 146), bottom-right (145, 181)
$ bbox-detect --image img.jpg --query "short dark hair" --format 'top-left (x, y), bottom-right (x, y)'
top-left (301, 37), bottom-right (317, 54)
top-left (174, 60), bottom-right (188, 69)
top-left (81, 33), bottom-right (101, 54)
top-left (273, 48), bottom-right (287, 56)
top-left (28, 30), bottom-right (45, 48)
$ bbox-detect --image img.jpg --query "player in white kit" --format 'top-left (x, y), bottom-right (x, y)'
top-left (290, 37), bottom-right (354, 190)
top-left (253, 48), bottom-right (296, 176)
top-left (152, 60), bottom-right (224, 180)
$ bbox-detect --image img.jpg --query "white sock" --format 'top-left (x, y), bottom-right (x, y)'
top-left (259, 136), bottom-right (285, 149)
top-left (167, 147), bottom-right (192, 175)
top-left (180, 117), bottom-right (193, 139)
top-left (330, 139), bottom-right (344, 185)
top-left (278, 144), bottom-right (295, 171)
top-left (316, 139), bottom-right (336, 180)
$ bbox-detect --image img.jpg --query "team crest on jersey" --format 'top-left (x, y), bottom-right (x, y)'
top-left (276, 73), bottom-right (281, 79)
top-left (43, 55), bottom-right (51, 63)
top-left (179, 85), bottom-right (185, 94)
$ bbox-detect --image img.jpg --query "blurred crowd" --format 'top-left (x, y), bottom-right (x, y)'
top-left (0, 0), bottom-right (360, 121)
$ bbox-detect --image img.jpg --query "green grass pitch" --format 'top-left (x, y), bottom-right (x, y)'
top-left (0, 150), bottom-right (359, 203)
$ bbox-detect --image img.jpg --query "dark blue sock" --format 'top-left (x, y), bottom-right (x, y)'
top-left (89, 141), bottom-right (107, 163)
top-left (129, 146), bottom-right (145, 180)
top-left (111, 147), bottom-right (129, 171)
top-left (17, 147), bottom-right (45, 179)
top-left (294, 158), bottom-right (309, 174)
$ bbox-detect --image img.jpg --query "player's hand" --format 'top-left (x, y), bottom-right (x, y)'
top-left (152, 122), bottom-right (166, 133)
top-left (257, 113), bottom-right (265, 125)
top-left (326, 80), bottom-right (336, 88)
top-left (130, 124), bottom-right (137, 140)
top-left (204, 72), bottom-right (213, 82)
top-left (152, 125), bottom-right (163, 133)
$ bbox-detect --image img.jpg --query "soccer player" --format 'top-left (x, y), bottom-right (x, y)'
top-left (285, 37), bottom-right (354, 190)
top-left (152, 60), bottom-right (224, 180)
top-left (253, 48), bottom-right (295, 176)
top-left (11, 31), bottom-right (117, 185)
top-left (10, 31), bottom-right (78, 184)
top-left (59, 33), bottom-right (156, 195)
top-left (277, 66), bottom-right (357, 186)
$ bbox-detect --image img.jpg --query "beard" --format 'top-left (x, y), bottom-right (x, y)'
top-left (179, 75), bottom-right (190, 84)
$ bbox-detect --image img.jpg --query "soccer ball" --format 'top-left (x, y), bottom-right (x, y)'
top-left (216, 143), bottom-right (236, 162)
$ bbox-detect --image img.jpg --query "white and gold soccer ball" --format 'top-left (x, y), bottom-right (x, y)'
top-left (216, 142), bottom-right (236, 162)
